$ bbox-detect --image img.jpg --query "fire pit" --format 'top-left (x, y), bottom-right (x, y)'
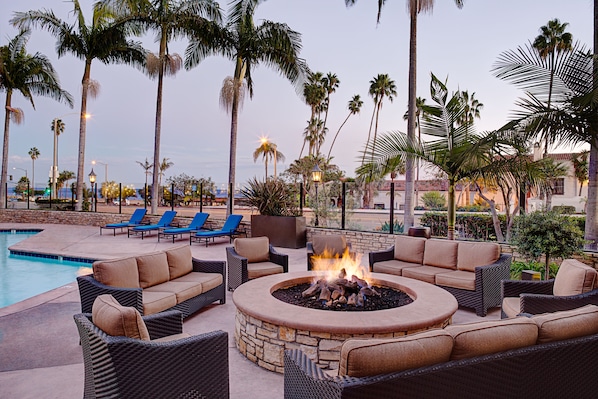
top-left (233, 271), bottom-right (458, 373)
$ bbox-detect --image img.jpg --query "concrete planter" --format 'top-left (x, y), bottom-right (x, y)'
top-left (250, 215), bottom-right (306, 248)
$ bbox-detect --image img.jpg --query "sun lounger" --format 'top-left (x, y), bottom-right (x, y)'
top-left (190, 214), bottom-right (244, 246)
top-left (128, 210), bottom-right (177, 239)
top-left (100, 208), bottom-right (147, 236)
top-left (158, 212), bottom-right (210, 243)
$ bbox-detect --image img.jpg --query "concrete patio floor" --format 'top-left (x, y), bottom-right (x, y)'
top-left (0, 223), bottom-right (499, 399)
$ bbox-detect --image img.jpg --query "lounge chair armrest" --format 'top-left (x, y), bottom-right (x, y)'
top-left (520, 289), bottom-right (598, 315)
top-left (284, 349), bottom-right (340, 399)
top-left (77, 274), bottom-right (143, 314)
top-left (142, 310), bottom-right (184, 339)
top-left (501, 279), bottom-right (555, 298)
top-left (269, 245), bottom-right (289, 272)
top-left (368, 246), bottom-right (395, 270)
top-left (192, 257), bottom-right (226, 277)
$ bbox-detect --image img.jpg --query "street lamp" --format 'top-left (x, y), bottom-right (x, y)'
top-left (311, 164), bottom-right (322, 227)
top-left (88, 169), bottom-right (96, 212)
top-left (92, 160), bottom-right (108, 202)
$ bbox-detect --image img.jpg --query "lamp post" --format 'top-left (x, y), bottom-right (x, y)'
top-left (92, 160), bottom-right (108, 202)
top-left (89, 169), bottom-right (96, 212)
top-left (311, 164), bottom-right (322, 227)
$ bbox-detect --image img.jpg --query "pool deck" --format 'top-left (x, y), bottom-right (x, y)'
top-left (0, 223), bottom-right (499, 399)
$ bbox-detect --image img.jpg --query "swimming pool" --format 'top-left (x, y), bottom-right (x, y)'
top-left (0, 231), bottom-right (93, 308)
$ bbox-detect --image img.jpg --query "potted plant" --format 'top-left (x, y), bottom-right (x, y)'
top-left (241, 177), bottom-right (306, 248)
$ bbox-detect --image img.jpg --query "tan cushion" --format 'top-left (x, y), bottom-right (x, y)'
top-left (553, 259), bottom-right (598, 296)
top-left (435, 270), bottom-right (476, 291)
top-left (445, 317), bottom-right (538, 360)
top-left (234, 237), bottom-right (270, 263)
top-left (165, 245), bottom-right (193, 279)
top-left (372, 260), bottom-right (421, 276)
top-left (402, 265), bottom-right (450, 284)
top-left (172, 272), bottom-right (223, 293)
top-left (457, 242), bottom-right (500, 272)
top-left (393, 235), bottom-right (426, 264)
top-left (92, 294), bottom-right (149, 340)
top-left (533, 305), bottom-right (598, 344)
top-left (501, 297), bottom-right (521, 318)
top-left (137, 252), bottom-right (170, 289)
top-left (92, 257), bottom-right (140, 288)
top-left (339, 330), bottom-right (453, 377)
top-left (145, 281), bottom-right (203, 303)
top-left (312, 235), bottom-right (347, 257)
top-left (153, 332), bottom-right (192, 343)
top-left (142, 291), bottom-right (177, 315)
top-left (247, 262), bottom-right (284, 279)
top-left (423, 239), bottom-right (458, 269)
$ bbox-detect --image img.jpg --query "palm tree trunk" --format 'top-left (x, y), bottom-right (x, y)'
top-left (75, 61), bottom-right (91, 211)
top-left (447, 177), bottom-right (456, 240)
top-left (227, 83), bottom-right (240, 217)
top-left (31, 159), bottom-right (35, 198)
top-left (151, 36), bottom-right (168, 215)
top-left (404, 5), bottom-right (418, 230)
top-left (327, 112), bottom-right (351, 160)
top-left (264, 158), bottom-right (268, 179)
top-left (587, 0), bottom-right (598, 245)
top-left (1, 91), bottom-right (12, 207)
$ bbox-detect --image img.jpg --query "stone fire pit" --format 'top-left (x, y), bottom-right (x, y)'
top-left (232, 271), bottom-right (458, 373)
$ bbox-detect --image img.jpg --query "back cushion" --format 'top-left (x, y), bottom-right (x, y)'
top-left (339, 330), bottom-right (453, 377)
top-left (92, 294), bottom-right (150, 340)
top-left (457, 241), bottom-right (500, 272)
top-left (136, 252), bottom-right (170, 289)
top-left (393, 235), bottom-right (426, 264)
top-left (312, 235), bottom-right (347, 257)
top-left (533, 305), bottom-right (598, 344)
top-left (234, 237), bottom-right (270, 263)
top-left (553, 259), bottom-right (598, 296)
top-left (93, 257), bottom-right (140, 288)
top-left (423, 239), bottom-right (459, 269)
top-left (445, 317), bottom-right (538, 360)
top-left (165, 245), bottom-right (193, 279)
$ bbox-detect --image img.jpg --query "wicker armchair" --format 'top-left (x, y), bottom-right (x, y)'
top-left (74, 310), bottom-right (229, 399)
top-left (226, 236), bottom-right (289, 290)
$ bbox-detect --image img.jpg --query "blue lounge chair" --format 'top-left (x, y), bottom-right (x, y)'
top-left (128, 210), bottom-right (177, 239)
top-left (100, 208), bottom-right (147, 236)
top-left (158, 212), bottom-right (210, 243)
top-left (190, 214), bottom-right (244, 246)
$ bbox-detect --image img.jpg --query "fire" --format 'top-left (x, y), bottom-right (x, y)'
top-left (311, 248), bottom-right (369, 282)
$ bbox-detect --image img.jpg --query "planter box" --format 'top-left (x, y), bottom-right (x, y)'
top-left (250, 215), bottom-right (306, 248)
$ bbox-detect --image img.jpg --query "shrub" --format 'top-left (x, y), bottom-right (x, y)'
top-left (421, 191), bottom-right (446, 210)
top-left (379, 219), bottom-right (404, 233)
top-left (420, 212), bottom-right (506, 241)
top-left (552, 205), bottom-right (576, 214)
top-left (510, 260), bottom-right (559, 280)
top-left (240, 177), bottom-right (301, 216)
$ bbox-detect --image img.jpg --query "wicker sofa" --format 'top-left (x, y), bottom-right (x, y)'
top-left (284, 305), bottom-right (598, 399)
top-left (77, 245), bottom-right (226, 318)
top-left (369, 235), bottom-right (511, 316)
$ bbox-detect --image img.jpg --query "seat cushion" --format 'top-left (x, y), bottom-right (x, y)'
top-left (339, 330), bottom-right (453, 377)
top-left (393, 235), bottom-right (426, 264)
top-left (152, 332), bottom-right (192, 343)
top-left (372, 260), bottom-right (421, 276)
top-left (435, 270), bottom-right (476, 291)
top-left (173, 272), bottom-right (223, 293)
top-left (423, 239), bottom-right (458, 270)
top-left (247, 262), bottom-right (285, 279)
top-left (142, 291), bottom-right (177, 316)
top-left (457, 241), bottom-right (500, 272)
top-left (501, 297), bottom-right (521, 319)
top-left (445, 317), bottom-right (538, 360)
top-left (165, 245), bottom-right (193, 280)
top-left (532, 305), bottom-right (598, 344)
top-left (553, 259), bottom-right (598, 296)
top-left (144, 281), bottom-right (203, 304)
top-left (92, 257), bottom-right (140, 288)
top-left (92, 294), bottom-right (150, 340)
top-left (402, 265), bottom-right (451, 284)
top-left (136, 252), bottom-right (170, 289)
top-left (234, 237), bottom-right (270, 263)
top-left (312, 235), bottom-right (347, 256)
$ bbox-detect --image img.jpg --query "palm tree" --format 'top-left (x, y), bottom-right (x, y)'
top-left (367, 74), bottom-right (397, 160)
top-left (299, 72), bottom-right (326, 158)
top-left (58, 170), bottom-right (76, 199)
top-left (253, 138), bottom-right (285, 178)
top-left (537, 157), bottom-right (569, 211)
top-left (186, 0), bottom-right (307, 215)
top-left (458, 90), bottom-right (484, 128)
top-left (345, 0), bottom-right (464, 229)
top-left (0, 29), bottom-right (73, 206)
top-left (572, 151), bottom-right (588, 196)
top-left (13, 0), bottom-right (147, 211)
top-left (28, 147), bottom-right (39, 195)
top-left (319, 72), bottom-right (340, 155)
top-left (403, 96), bottom-right (428, 203)
top-left (327, 94), bottom-right (363, 160)
top-left (136, 157), bottom-right (153, 187)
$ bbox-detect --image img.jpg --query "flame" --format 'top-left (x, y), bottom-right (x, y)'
top-left (311, 248), bottom-right (369, 282)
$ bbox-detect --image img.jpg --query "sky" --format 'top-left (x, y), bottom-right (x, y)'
top-left (0, 0), bottom-right (594, 191)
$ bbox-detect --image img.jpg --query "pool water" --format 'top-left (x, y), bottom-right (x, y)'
top-left (0, 232), bottom-right (93, 308)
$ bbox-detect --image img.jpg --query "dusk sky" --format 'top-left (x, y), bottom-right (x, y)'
top-left (0, 0), bottom-right (593, 191)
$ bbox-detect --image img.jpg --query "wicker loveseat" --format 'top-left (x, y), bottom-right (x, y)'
top-left (369, 235), bottom-right (511, 316)
top-left (77, 245), bottom-right (226, 318)
top-left (284, 305), bottom-right (598, 399)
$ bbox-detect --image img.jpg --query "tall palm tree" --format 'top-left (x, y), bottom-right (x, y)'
top-left (28, 147), bottom-right (40, 195)
top-left (158, 157), bottom-right (173, 205)
top-left (369, 73), bottom-right (397, 155)
top-left (95, 0), bottom-right (222, 214)
top-left (537, 157), bottom-right (568, 211)
top-left (13, 0), bottom-right (147, 211)
top-left (58, 170), bottom-right (76, 199)
top-left (327, 94), bottom-right (363, 160)
top-left (253, 138), bottom-right (285, 178)
top-left (0, 29), bottom-right (73, 206)
top-left (403, 96), bottom-right (428, 202)
top-left (458, 90), bottom-right (483, 128)
top-left (345, 0), bottom-right (464, 229)
top-left (299, 72), bottom-right (326, 158)
top-left (319, 72), bottom-right (340, 155)
top-left (136, 157), bottom-right (153, 201)
top-left (186, 0), bottom-right (308, 215)
top-left (49, 118), bottom-right (65, 179)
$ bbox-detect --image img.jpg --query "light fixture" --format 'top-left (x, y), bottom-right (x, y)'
top-left (88, 169), bottom-right (96, 184)
top-left (311, 164), bottom-right (322, 184)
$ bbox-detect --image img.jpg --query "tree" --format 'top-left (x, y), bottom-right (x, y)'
top-left (0, 29), bottom-right (73, 206)
top-left (367, 73), bottom-right (397, 160)
top-left (327, 94), bottom-right (363, 161)
top-left (572, 151), bottom-right (589, 196)
top-left (14, 176), bottom-right (30, 198)
top-left (101, 181), bottom-right (136, 202)
top-left (158, 157), bottom-right (174, 197)
top-left (13, 0), bottom-right (147, 211)
top-left (57, 170), bottom-right (75, 199)
top-left (136, 158), bottom-right (153, 197)
top-left (186, 0), bottom-right (308, 215)
top-left (320, 72), bottom-right (340, 155)
top-left (253, 138), bottom-right (285, 179)
top-left (96, 0), bottom-right (222, 215)
top-left (28, 147), bottom-right (39, 195)
top-left (300, 72), bottom-right (326, 158)
top-left (537, 157), bottom-right (568, 211)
